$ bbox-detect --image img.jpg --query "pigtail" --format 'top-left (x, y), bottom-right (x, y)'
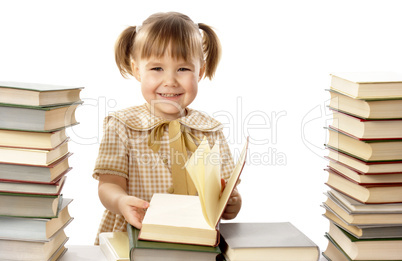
top-left (114, 26), bottom-right (137, 78)
top-left (198, 23), bottom-right (222, 80)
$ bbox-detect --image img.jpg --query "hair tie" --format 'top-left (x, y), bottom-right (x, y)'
top-left (135, 25), bottom-right (141, 34)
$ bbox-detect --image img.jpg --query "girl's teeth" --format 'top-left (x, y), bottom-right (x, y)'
top-left (161, 94), bottom-right (179, 97)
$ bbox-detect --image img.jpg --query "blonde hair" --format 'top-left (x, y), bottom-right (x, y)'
top-left (115, 12), bottom-right (222, 80)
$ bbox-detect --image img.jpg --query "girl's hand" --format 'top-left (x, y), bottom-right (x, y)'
top-left (222, 187), bottom-right (242, 219)
top-left (220, 178), bottom-right (242, 220)
top-left (98, 174), bottom-right (149, 229)
top-left (118, 195), bottom-right (149, 229)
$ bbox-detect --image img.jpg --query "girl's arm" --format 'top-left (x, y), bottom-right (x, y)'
top-left (98, 174), bottom-right (149, 228)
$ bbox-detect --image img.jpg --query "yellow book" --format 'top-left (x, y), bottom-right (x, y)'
top-left (139, 137), bottom-right (249, 246)
top-left (330, 72), bottom-right (402, 100)
top-left (99, 232), bottom-right (129, 261)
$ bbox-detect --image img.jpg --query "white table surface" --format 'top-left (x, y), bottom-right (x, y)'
top-left (61, 245), bottom-right (327, 261)
top-left (60, 245), bottom-right (107, 261)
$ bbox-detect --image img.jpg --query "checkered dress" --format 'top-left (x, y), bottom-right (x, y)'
top-left (92, 104), bottom-right (235, 244)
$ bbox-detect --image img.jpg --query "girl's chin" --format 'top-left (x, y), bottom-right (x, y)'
top-left (153, 105), bottom-right (187, 119)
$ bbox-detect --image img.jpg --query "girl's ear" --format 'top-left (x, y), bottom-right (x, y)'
top-left (198, 61), bottom-right (206, 82)
top-left (131, 61), bottom-right (141, 82)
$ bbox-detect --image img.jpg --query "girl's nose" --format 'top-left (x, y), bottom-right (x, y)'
top-left (163, 72), bottom-right (178, 87)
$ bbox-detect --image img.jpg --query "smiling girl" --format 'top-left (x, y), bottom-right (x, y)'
top-left (92, 12), bottom-right (241, 244)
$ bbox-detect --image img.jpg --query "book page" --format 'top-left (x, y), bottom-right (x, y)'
top-left (143, 193), bottom-right (212, 230)
top-left (204, 143), bottom-right (221, 228)
top-left (214, 138), bottom-right (248, 226)
top-left (186, 137), bottom-right (210, 224)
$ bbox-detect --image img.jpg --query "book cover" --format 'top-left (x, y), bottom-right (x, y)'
top-left (328, 89), bottom-right (402, 119)
top-left (0, 198), bottom-right (73, 242)
top-left (0, 175), bottom-right (67, 195)
top-left (219, 222), bottom-right (319, 261)
top-left (328, 161), bottom-right (402, 184)
top-left (0, 81), bottom-right (83, 107)
top-left (0, 230), bottom-right (69, 261)
top-left (322, 196), bottom-right (402, 225)
top-left (327, 190), bottom-right (402, 214)
top-left (0, 153), bottom-right (72, 183)
top-left (0, 128), bottom-right (68, 150)
top-left (327, 222), bottom-right (402, 260)
top-left (0, 102), bottom-right (81, 132)
top-left (330, 72), bottom-right (402, 100)
top-left (126, 224), bottom-right (221, 261)
top-left (325, 168), bottom-right (402, 204)
top-left (0, 140), bottom-right (69, 166)
top-left (0, 192), bottom-right (62, 218)
top-left (326, 127), bottom-right (402, 162)
top-left (329, 110), bottom-right (402, 140)
top-left (326, 147), bottom-right (402, 173)
top-left (323, 209), bottom-right (402, 239)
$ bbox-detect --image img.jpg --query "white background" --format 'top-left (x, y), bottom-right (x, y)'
top-left (1, 0), bottom-right (402, 253)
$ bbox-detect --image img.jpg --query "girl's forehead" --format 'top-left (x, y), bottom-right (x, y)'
top-left (138, 44), bottom-right (203, 63)
top-left (140, 54), bottom-right (202, 65)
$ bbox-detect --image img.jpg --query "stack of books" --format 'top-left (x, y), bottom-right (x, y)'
top-left (322, 72), bottom-right (402, 260)
top-left (0, 81), bottom-right (83, 261)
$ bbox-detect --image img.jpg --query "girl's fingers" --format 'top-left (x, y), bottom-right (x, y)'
top-left (221, 178), bottom-right (226, 192)
top-left (127, 196), bottom-right (150, 209)
top-left (126, 214), bottom-right (143, 229)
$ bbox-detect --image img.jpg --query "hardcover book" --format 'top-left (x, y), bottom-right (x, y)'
top-left (327, 158), bottom-right (402, 184)
top-left (126, 224), bottom-right (221, 261)
top-left (0, 192), bottom-right (62, 218)
top-left (323, 208), bottom-right (402, 239)
top-left (138, 137), bottom-right (248, 246)
top-left (0, 102), bottom-right (81, 132)
top-left (326, 148), bottom-right (402, 174)
top-left (0, 230), bottom-right (68, 261)
top-left (326, 127), bottom-right (402, 162)
top-left (330, 110), bottom-right (402, 140)
top-left (0, 176), bottom-right (66, 195)
top-left (322, 195), bottom-right (402, 225)
top-left (219, 222), bottom-right (320, 261)
top-left (330, 72), bottom-right (402, 99)
top-left (328, 89), bottom-right (402, 119)
top-left (0, 198), bottom-right (73, 242)
top-left (0, 140), bottom-right (69, 166)
top-left (0, 81), bottom-right (83, 107)
top-left (325, 168), bottom-right (402, 204)
top-left (0, 153), bottom-right (71, 183)
top-left (326, 222), bottom-right (402, 260)
top-left (0, 128), bottom-right (67, 150)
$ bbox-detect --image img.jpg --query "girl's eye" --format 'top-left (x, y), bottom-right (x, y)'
top-left (151, 67), bottom-right (163, 71)
top-left (178, 68), bottom-right (190, 72)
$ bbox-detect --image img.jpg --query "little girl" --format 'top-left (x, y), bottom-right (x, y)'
top-left (93, 12), bottom-right (241, 244)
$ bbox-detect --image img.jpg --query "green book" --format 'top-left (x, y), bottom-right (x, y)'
top-left (326, 127), bottom-right (402, 162)
top-left (0, 102), bottom-right (81, 132)
top-left (327, 222), bottom-right (402, 260)
top-left (324, 234), bottom-right (402, 261)
top-left (0, 198), bottom-right (73, 242)
top-left (127, 224), bottom-right (222, 261)
top-left (0, 192), bottom-right (62, 218)
top-left (0, 81), bottom-right (83, 107)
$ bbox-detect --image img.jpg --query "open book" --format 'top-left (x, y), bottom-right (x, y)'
top-left (139, 137), bottom-right (249, 246)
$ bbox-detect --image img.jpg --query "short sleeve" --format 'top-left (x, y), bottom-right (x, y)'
top-left (93, 116), bottom-right (130, 180)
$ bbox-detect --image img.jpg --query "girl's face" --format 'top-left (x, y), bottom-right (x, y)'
top-left (132, 54), bottom-right (205, 120)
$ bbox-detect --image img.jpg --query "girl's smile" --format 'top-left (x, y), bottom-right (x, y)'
top-left (132, 54), bottom-right (205, 120)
